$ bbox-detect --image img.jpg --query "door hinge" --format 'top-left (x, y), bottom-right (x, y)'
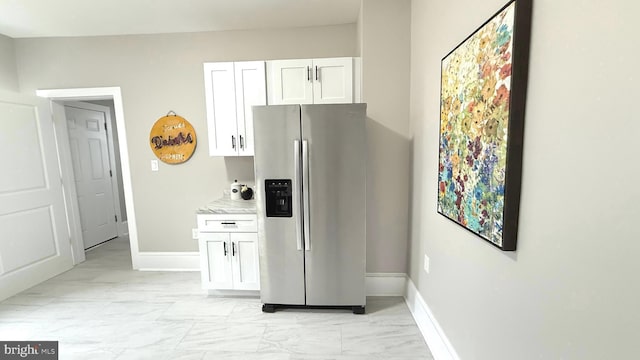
top-left (115, 215), bottom-right (118, 222)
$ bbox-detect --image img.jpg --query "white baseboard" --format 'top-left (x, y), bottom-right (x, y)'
top-left (207, 289), bottom-right (260, 297)
top-left (405, 277), bottom-right (460, 360)
top-left (132, 254), bottom-right (405, 297)
top-left (365, 273), bottom-right (407, 296)
top-left (136, 252), bottom-right (200, 271)
top-left (118, 220), bottom-right (129, 237)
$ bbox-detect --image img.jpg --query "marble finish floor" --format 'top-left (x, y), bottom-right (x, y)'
top-left (0, 237), bottom-right (433, 360)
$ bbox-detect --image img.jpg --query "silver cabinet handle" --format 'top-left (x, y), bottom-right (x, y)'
top-left (232, 242), bottom-right (236, 257)
top-left (315, 66), bottom-right (318, 81)
top-left (307, 66), bottom-right (311, 82)
top-left (294, 140), bottom-right (303, 251)
top-left (302, 140), bottom-right (310, 251)
top-left (223, 242), bottom-right (228, 256)
top-left (231, 135), bottom-right (236, 149)
top-left (239, 135), bottom-right (244, 149)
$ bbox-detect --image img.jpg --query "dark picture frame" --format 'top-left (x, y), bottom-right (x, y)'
top-left (437, 0), bottom-right (532, 251)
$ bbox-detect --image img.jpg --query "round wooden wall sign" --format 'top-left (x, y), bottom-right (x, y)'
top-left (149, 113), bottom-right (196, 164)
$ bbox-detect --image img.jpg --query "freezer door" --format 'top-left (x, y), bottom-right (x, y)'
top-left (301, 104), bottom-right (367, 306)
top-left (253, 105), bottom-right (305, 305)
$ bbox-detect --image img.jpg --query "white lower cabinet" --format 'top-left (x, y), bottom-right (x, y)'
top-left (198, 214), bottom-right (260, 291)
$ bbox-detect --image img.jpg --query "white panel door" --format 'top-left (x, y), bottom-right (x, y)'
top-left (312, 58), bottom-right (353, 104)
top-left (200, 233), bottom-right (233, 289)
top-left (231, 232), bottom-right (260, 290)
top-left (269, 59), bottom-right (313, 105)
top-left (0, 90), bottom-right (73, 301)
top-left (65, 104), bottom-right (118, 249)
top-left (204, 62), bottom-right (239, 156)
top-left (234, 61), bottom-right (266, 156)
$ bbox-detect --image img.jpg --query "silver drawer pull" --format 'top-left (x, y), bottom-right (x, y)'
top-left (221, 222), bottom-right (236, 225)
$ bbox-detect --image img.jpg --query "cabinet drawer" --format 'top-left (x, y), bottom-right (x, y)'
top-left (198, 214), bottom-right (257, 232)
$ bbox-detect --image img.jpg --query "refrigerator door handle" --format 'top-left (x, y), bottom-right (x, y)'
top-left (302, 139), bottom-right (311, 251)
top-left (294, 140), bottom-right (303, 251)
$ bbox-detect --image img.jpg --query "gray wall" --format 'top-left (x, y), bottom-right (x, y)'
top-left (0, 34), bottom-right (18, 91)
top-left (409, 0), bottom-right (640, 358)
top-left (360, 0), bottom-right (411, 273)
top-left (15, 25), bottom-right (356, 252)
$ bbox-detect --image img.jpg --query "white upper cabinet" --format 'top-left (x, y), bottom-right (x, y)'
top-left (234, 61), bottom-right (266, 156)
top-left (204, 61), bottom-right (266, 157)
top-left (268, 59), bottom-right (314, 105)
top-left (312, 58), bottom-right (354, 104)
top-left (268, 57), bottom-right (357, 105)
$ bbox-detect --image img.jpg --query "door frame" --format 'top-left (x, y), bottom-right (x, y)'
top-left (37, 87), bottom-right (140, 269)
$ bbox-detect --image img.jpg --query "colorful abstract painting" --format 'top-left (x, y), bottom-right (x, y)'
top-left (437, 0), bottom-right (532, 250)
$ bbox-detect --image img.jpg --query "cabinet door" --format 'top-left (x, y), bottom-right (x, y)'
top-left (199, 233), bottom-right (233, 289)
top-left (312, 58), bottom-right (353, 104)
top-left (204, 62), bottom-right (239, 156)
top-left (269, 59), bottom-right (313, 105)
top-left (230, 232), bottom-right (260, 290)
top-left (234, 61), bottom-right (266, 156)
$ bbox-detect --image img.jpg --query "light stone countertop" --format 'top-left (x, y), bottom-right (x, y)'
top-left (197, 194), bottom-right (256, 214)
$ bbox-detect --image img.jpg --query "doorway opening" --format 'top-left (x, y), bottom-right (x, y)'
top-left (37, 87), bottom-right (140, 269)
top-left (63, 101), bottom-right (124, 250)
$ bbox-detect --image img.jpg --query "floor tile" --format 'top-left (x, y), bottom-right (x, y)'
top-left (0, 236), bottom-right (433, 358)
top-left (26, 299), bottom-right (111, 320)
top-left (40, 319), bottom-right (119, 344)
top-left (105, 320), bottom-right (195, 349)
top-left (259, 325), bottom-right (341, 355)
top-left (0, 321), bottom-right (44, 340)
top-left (0, 303), bottom-right (42, 321)
top-left (102, 300), bottom-right (174, 321)
top-left (341, 324), bottom-right (432, 358)
top-left (226, 300), bottom-right (298, 325)
top-left (48, 267), bottom-right (105, 282)
top-left (294, 308), bottom-right (370, 326)
top-left (59, 343), bottom-right (123, 360)
top-left (1, 294), bottom-right (56, 306)
top-left (158, 297), bottom-right (238, 320)
top-left (366, 297), bottom-right (419, 326)
top-left (21, 281), bottom-right (115, 300)
top-left (177, 322), bottom-right (266, 352)
top-left (116, 349), bottom-right (206, 360)
top-left (290, 356), bottom-right (431, 360)
top-left (202, 351), bottom-right (290, 360)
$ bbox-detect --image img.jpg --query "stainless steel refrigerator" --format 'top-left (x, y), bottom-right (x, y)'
top-left (253, 104), bottom-right (366, 314)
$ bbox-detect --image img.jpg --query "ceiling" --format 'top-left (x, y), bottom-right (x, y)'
top-left (0, 0), bottom-right (361, 38)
